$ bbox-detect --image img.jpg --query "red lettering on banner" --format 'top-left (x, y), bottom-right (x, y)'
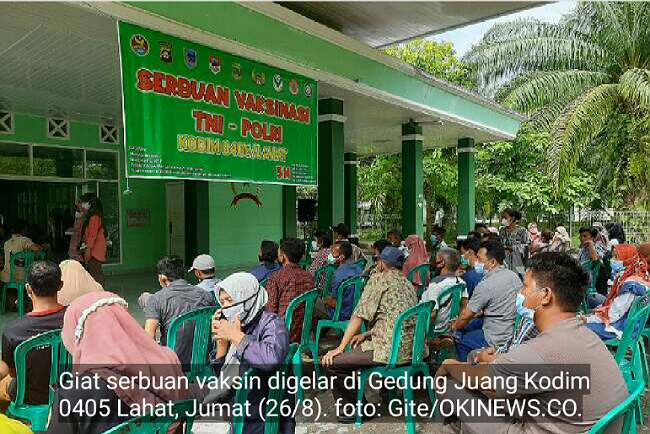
top-left (136, 69), bottom-right (154, 91)
top-left (193, 110), bottom-right (224, 135)
top-left (241, 118), bottom-right (283, 144)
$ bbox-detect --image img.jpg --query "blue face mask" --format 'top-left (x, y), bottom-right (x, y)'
top-left (327, 252), bottom-right (336, 264)
top-left (430, 235), bottom-right (438, 245)
top-left (516, 293), bottom-right (535, 321)
top-left (611, 260), bottom-right (625, 274)
top-left (474, 262), bottom-right (485, 274)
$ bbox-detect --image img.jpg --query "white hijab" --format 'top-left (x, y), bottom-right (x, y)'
top-left (217, 272), bottom-right (268, 326)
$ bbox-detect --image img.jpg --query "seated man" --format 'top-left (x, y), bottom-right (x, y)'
top-left (265, 238), bottom-right (314, 342)
top-left (365, 239), bottom-right (392, 276)
top-left (436, 252), bottom-right (629, 433)
top-left (250, 240), bottom-right (281, 283)
top-left (322, 247), bottom-right (417, 423)
top-left (578, 226), bottom-right (608, 308)
top-left (421, 247), bottom-right (467, 333)
top-left (331, 223), bottom-right (366, 263)
top-left (314, 241), bottom-right (362, 322)
top-left (0, 261), bottom-right (65, 406)
top-left (189, 254), bottom-right (221, 297)
top-left (458, 236), bottom-right (484, 298)
top-left (144, 256), bottom-right (216, 368)
top-left (2, 220), bottom-right (46, 284)
top-left (452, 239), bottom-right (520, 362)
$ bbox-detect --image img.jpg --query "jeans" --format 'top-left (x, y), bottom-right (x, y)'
top-left (454, 329), bottom-right (487, 362)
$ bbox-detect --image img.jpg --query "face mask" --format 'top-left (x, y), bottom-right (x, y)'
top-left (221, 290), bottom-right (259, 322)
top-left (501, 218), bottom-right (509, 227)
top-left (327, 252), bottom-right (336, 264)
top-left (474, 262), bottom-right (485, 274)
top-left (611, 260), bottom-right (625, 274)
top-left (75, 211), bottom-right (82, 218)
top-left (460, 256), bottom-right (470, 267)
top-left (516, 293), bottom-right (535, 321)
top-left (311, 240), bottom-right (319, 251)
top-left (81, 202), bottom-right (91, 210)
top-left (430, 234), bottom-right (438, 245)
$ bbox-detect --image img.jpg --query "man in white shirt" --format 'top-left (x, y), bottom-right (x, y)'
top-left (188, 254), bottom-right (221, 296)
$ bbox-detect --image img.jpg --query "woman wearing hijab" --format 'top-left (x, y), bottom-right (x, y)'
top-left (208, 272), bottom-right (290, 434)
top-left (550, 226), bottom-right (571, 253)
top-left (402, 234), bottom-right (429, 291)
top-left (47, 291), bottom-right (188, 434)
top-left (57, 260), bottom-right (103, 306)
top-left (585, 244), bottom-right (650, 340)
top-left (527, 223), bottom-right (541, 251)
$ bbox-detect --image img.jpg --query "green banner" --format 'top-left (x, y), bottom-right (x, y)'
top-left (118, 22), bottom-right (317, 185)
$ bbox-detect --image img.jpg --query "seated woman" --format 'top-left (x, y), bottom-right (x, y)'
top-left (47, 291), bottom-right (188, 434)
top-left (402, 234), bottom-right (429, 292)
top-left (585, 244), bottom-right (650, 341)
top-left (57, 260), bottom-right (103, 306)
top-left (207, 272), bottom-right (290, 434)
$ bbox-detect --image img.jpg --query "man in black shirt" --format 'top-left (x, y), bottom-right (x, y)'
top-left (0, 261), bottom-right (65, 405)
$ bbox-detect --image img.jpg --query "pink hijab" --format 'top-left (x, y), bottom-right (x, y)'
top-left (62, 291), bottom-right (188, 407)
top-left (58, 260), bottom-right (103, 306)
top-left (403, 235), bottom-right (429, 285)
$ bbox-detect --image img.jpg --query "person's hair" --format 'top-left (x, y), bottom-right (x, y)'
top-left (606, 223), bottom-right (626, 243)
top-left (11, 219), bottom-right (28, 235)
top-left (460, 236), bottom-right (481, 255)
top-left (484, 232), bottom-right (500, 240)
top-left (437, 247), bottom-right (460, 271)
top-left (527, 252), bottom-right (588, 312)
top-left (579, 226), bottom-right (598, 238)
top-left (318, 231), bottom-right (333, 248)
top-left (387, 228), bottom-right (403, 241)
top-left (540, 230), bottom-right (553, 243)
top-left (432, 225), bottom-right (446, 236)
top-left (335, 241), bottom-right (353, 260)
top-left (280, 237), bottom-right (305, 264)
top-left (156, 256), bottom-right (185, 281)
top-left (27, 261), bottom-right (62, 297)
top-left (467, 230), bottom-right (482, 239)
top-left (502, 208), bottom-right (522, 222)
top-left (80, 195), bottom-right (106, 245)
top-left (480, 239), bottom-right (506, 264)
top-left (259, 240), bottom-right (279, 263)
top-left (373, 239), bottom-right (392, 254)
top-left (474, 223), bottom-right (488, 231)
top-left (334, 223), bottom-right (349, 238)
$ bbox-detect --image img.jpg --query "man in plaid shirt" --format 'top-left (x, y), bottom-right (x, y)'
top-left (265, 237), bottom-right (314, 342)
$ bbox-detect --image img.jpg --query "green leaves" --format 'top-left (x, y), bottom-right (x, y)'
top-left (620, 68), bottom-right (650, 109)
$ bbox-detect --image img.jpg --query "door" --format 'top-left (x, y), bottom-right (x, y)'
top-left (166, 182), bottom-right (185, 260)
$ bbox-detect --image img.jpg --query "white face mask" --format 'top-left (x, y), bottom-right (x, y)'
top-left (81, 202), bottom-right (91, 210)
top-left (222, 304), bottom-right (244, 321)
top-left (75, 211), bottom-right (83, 218)
top-left (501, 218), bottom-right (510, 226)
top-left (311, 240), bottom-right (319, 251)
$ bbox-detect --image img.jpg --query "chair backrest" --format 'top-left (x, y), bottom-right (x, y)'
top-left (103, 399), bottom-right (197, 434)
top-left (588, 379), bottom-right (644, 433)
top-left (581, 260), bottom-right (601, 294)
top-left (407, 263), bottom-right (430, 297)
top-left (259, 276), bottom-right (269, 288)
top-left (430, 283), bottom-right (465, 333)
top-left (354, 257), bottom-right (367, 271)
top-left (314, 264), bottom-right (337, 297)
top-left (166, 306), bottom-right (219, 380)
top-left (284, 289), bottom-right (319, 346)
top-left (9, 251), bottom-right (35, 283)
top-left (613, 295), bottom-right (650, 365)
top-left (232, 343), bottom-right (299, 434)
top-left (13, 329), bottom-right (71, 408)
top-left (331, 276), bottom-right (365, 321)
top-left (386, 301), bottom-right (434, 368)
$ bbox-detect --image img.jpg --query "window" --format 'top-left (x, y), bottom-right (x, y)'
top-left (32, 146), bottom-right (84, 178)
top-left (86, 151), bottom-right (118, 180)
top-left (0, 142), bottom-right (30, 175)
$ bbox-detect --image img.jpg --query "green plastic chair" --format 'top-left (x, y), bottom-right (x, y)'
top-left (166, 305), bottom-right (219, 381)
top-left (315, 276), bottom-right (366, 349)
top-left (354, 301), bottom-right (436, 434)
top-left (353, 257), bottom-right (367, 271)
top-left (232, 343), bottom-right (299, 434)
top-left (103, 399), bottom-right (197, 434)
top-left (314, 264), bottom-right (337, 297)
top-left (407, 263), bottom-right (430, 297)
top-left (427, 283), bottom-right (465, 363)
top-left (284, 289), bottom-right (320, 399)
top-left (8, 329), bottom-right (71, 432)
top-left (259, 276), bottom-right (269, 288)
top-left (1, 251), bottom-right (37, 316)
top-left (589, 379), bottom-right (644, 434)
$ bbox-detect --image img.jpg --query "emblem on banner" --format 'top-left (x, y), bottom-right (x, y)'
top-left (252, 69), bottom-right (266, 86)
top-left (209, 55), bottom-right (221, 74)
top-left (289, 79), bottom-right (299, 96)
top-left (232, 63), bottom-right (242, 80)
top-left (304, 83), bottom-right (313, 98)
top-left (130, 34), bottom-right (149, 56)
top-left (159, 42), bottom-right (172, 63)
top-left (272, 74), bottom-right (283, 92)
top-left (184, 48), bottom-right (197, 69)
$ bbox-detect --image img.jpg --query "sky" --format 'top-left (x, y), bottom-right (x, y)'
top-left (431, 1), bottom-right (576, 56)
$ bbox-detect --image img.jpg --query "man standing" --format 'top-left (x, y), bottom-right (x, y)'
top-left (144, 256), bottom-right (216, 367)
top-left (331, 223), bottom-right (366, 263)
top-left (265, 238), bottom-right (314, 342)
top-left (452, 239), bottom-right (520, 361)
top-left (0, 261), bottom-right (65, 406)
top-left (188, 254), bottom-right (221, 296)
top-left (436, 252), bottom-right (629, 433)
top-left (322, 247), bottom-right (417, 423)
top-left (314, 241), bottom-right (362, 322)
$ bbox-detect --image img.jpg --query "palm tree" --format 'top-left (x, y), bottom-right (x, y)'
top-left (464, 2), bottom-right (649, 189)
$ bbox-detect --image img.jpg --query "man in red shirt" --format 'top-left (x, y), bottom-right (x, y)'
top-left (265, 238), bottom-right (314, 342)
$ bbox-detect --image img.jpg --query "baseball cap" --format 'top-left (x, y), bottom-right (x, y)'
top-left (379, 246), bottom-right (405, 269)
top-left (188, 254), bottom-right (215, 272)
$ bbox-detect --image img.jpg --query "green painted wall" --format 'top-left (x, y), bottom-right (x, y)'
top-left (208, 183), bottom-right (283, 269)
top-left (127, 2), bottom-right (521, 137)
top-left (0, 113), bottom-right (167, 275)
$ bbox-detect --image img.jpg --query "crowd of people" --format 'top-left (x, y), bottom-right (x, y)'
top-left (0, 212), bottom-right (648, 433)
